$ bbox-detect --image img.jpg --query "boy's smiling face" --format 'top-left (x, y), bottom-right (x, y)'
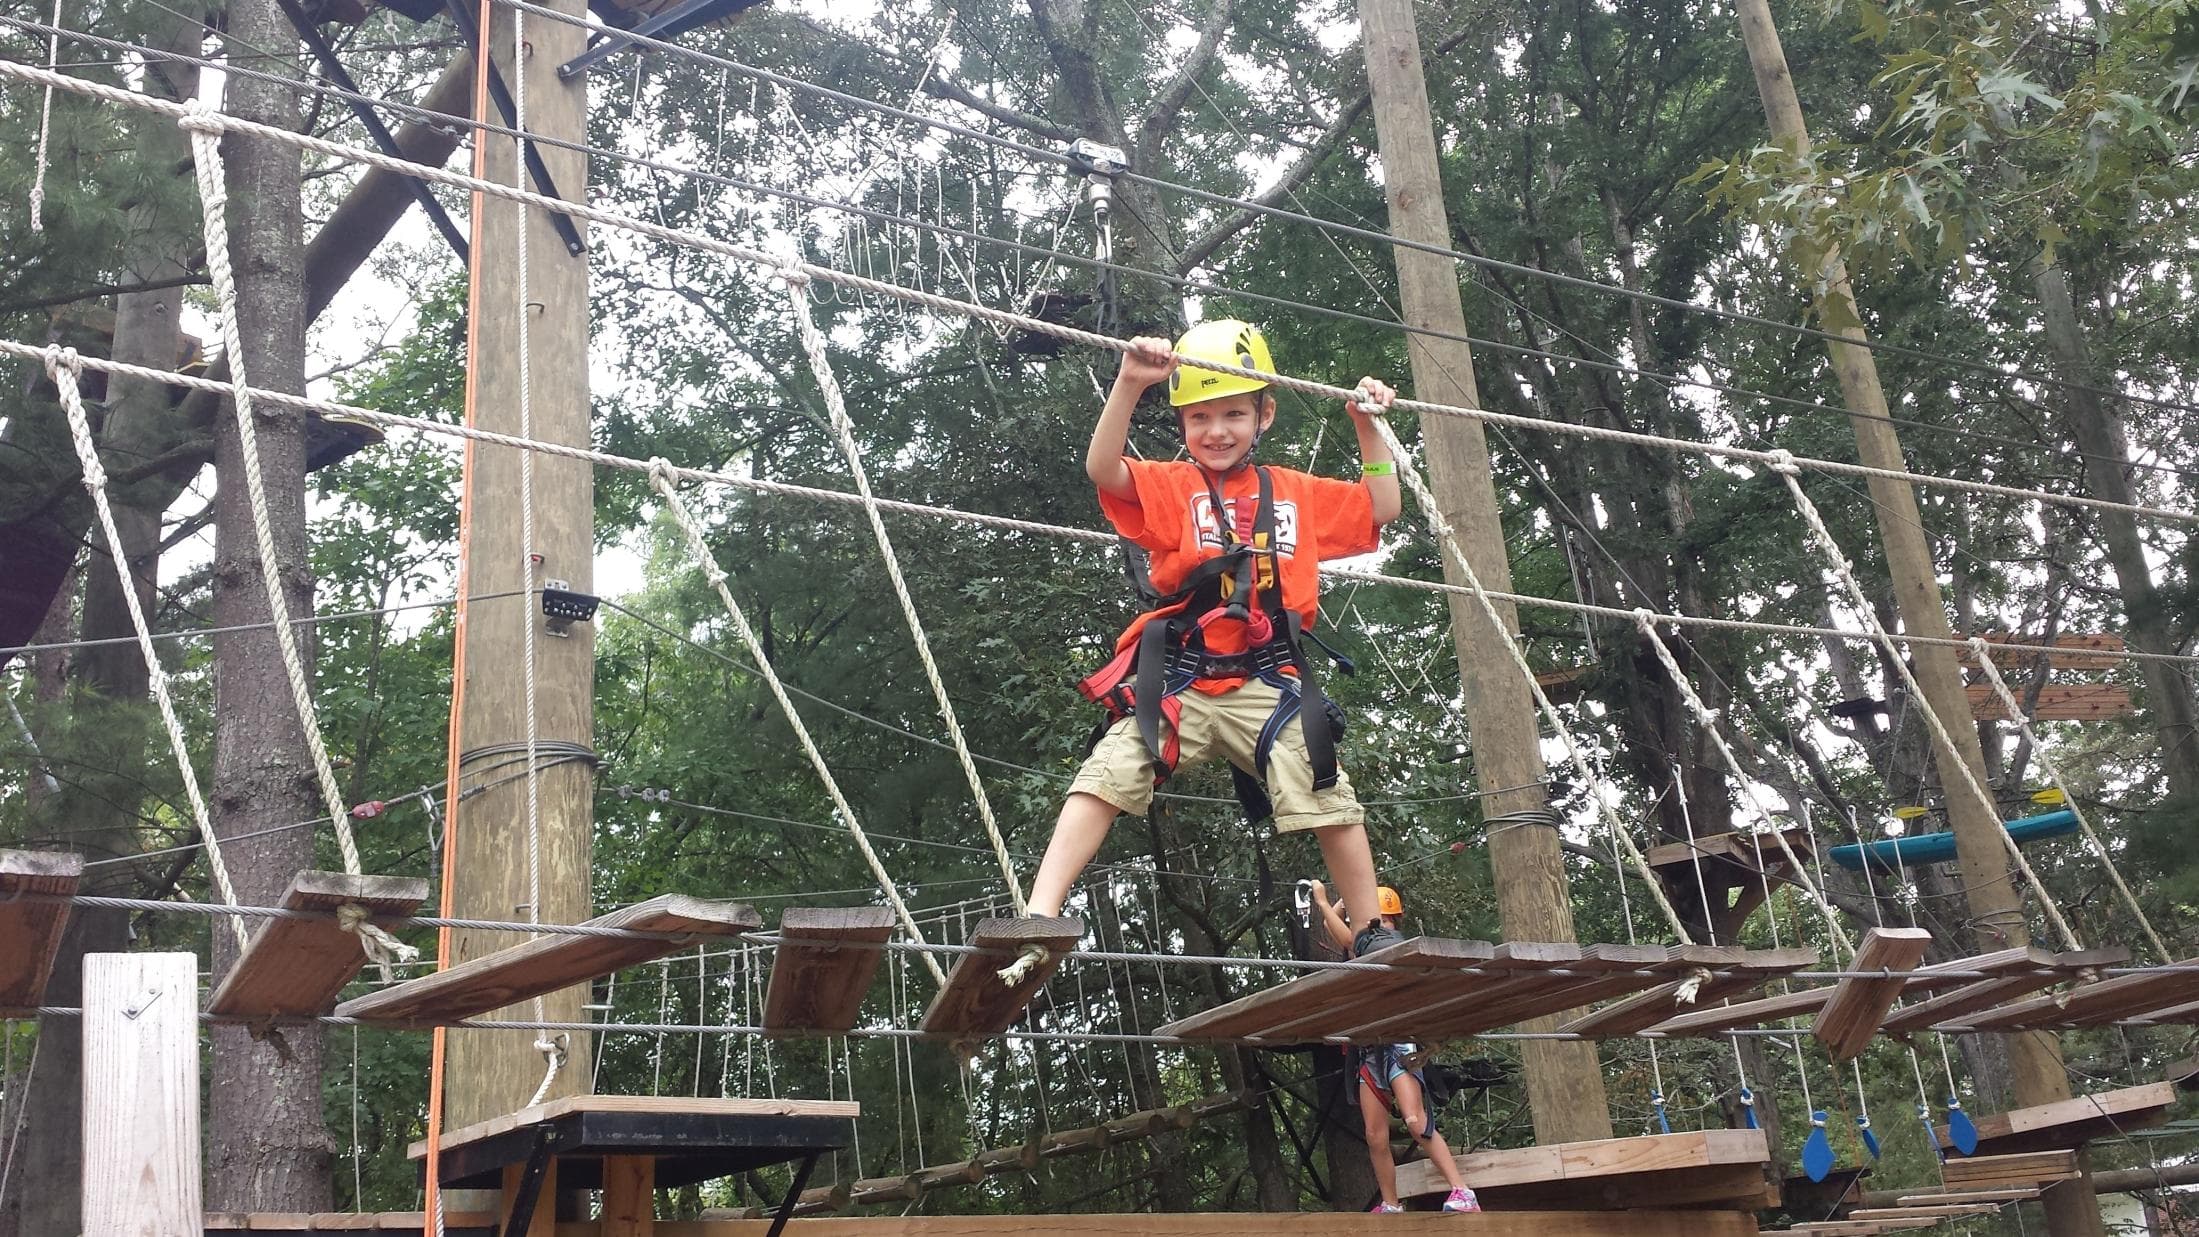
top-left (1178, 391), bottom-right (1276, 474)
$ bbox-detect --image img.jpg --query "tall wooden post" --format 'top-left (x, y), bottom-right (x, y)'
top-left (446, 0), bottom-right (596, 1130)
top-left (1728, 4), bottom-right (2100, 1235)
top-left (1356, 0), bottom-right (1613, 1143)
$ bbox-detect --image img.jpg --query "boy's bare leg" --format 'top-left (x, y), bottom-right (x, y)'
top-left (1314, 822), bottom-right (1381, 939)
top-left (1392, 1072), bottom-right (1468, 1191)
top-left (1026, 792), bottom-right (1119, 917)
top-left (1360, 1078), bottom-right (1400, 1205)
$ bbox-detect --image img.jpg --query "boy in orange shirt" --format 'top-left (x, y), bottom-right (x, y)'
top-left (1025, 319), bottom-right (1400, 953)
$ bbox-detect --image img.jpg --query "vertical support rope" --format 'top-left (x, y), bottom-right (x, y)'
top-left (781, 275), bottom-right (1027, 914)
top-left (1769, 458), bottom-right (2083, 952)
top-left (1363, 411), bottom-right (1694, 944)
top-left (647, 460), bottom-right (948, 987)
top-left (47, 350), bottom-right (249, 950)
top-left (26, 0), bottom-right (60, 232)
top-left (1967, 638), bottom-right (2167, 960)
top-left (178, 106), bottom-right (364, 877)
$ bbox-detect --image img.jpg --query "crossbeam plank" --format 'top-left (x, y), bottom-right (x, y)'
top-left (1556, 947), bottom-right (1817, 1038)
top-left (1961, 955), bottom-right (2199, 1030)
top-left (917, 917), bottom-right (1082, 1038)
top-left (1813, 928), bottom-right (1932, 1061)
top-left (1937, 1082), bottom-right (2176, 1156)
top-left (1646, 985), bottom-right (1835, 1036)
top-left (1846, 1205), bottom-right (2002, 1221)
top-left (1324, 941), bottom-right (1580, 1041)
top-left (207, 871), bottom-right (429, 1018)
top-left (0, 849), bottom-right (82, 1013)
top-left (1894, 1189), bottom-right (2041, 1205)
top-left (1938, 1150), bottom-right (2079, 1191)
top-left (338, 895), bottom-right (759, 1026)
top-left (1413, 944), bottom-right (1683, 1039)
top-left (1879, 948), bottom-right (2125, 1035)
top-left (1156, 936), bottom-right (1499, 1041)
top-left (762, 906), bottom-right (896, 1035)
top-left (407, 1095), bottom-right (859, 1160)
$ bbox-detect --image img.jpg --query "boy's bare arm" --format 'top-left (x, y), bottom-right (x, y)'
top-left (1348, 377), bottom-right (1403, 526)
top-left (1309, 879), bottom-right (1355, 955)
top-left (1088, 337), bottom-right (1176, 500)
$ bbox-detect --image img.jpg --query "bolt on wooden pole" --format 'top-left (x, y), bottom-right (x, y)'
top-left (81, 952), bottom-right (200, 1235)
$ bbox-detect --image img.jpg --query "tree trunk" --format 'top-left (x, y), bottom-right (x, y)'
top-left (202, 0), bottom-right (333, 1209)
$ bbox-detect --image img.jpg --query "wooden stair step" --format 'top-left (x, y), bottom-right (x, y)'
top-left (0, 849), bottom-right (82, 1014)
top-left (1812, 928), bottom-right (1932, 1061)
top-left (917, 916), bottom-right (1082, 1038)
top-left (208, 871), bottom-right (429, 1018)
top-left (762, 906), bottom-right (896, 1035)
top-left (336, 894), bottom-right (758, 1026)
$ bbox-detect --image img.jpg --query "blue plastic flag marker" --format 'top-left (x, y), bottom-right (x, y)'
top-left (1946, 1097), bottom-right (1979, 1157)
top-left (1802, 1111), bottom-right (1835, 1183)
top-left (1856, 1113), bottom-right (1881, 1160)
top-left (1651, 1090), bottom-right (1672, 1136)
top-left (1738, 1086), bottom-right (1760, 1130)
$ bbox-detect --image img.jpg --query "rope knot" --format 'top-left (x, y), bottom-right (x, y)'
top-left (337, 901), bottom-right (420, 984)
top-left (774, 264), bottom-right (812, 291)
top-left (996, 943), bottom-right (1049, 987)
top-left (645, 456), bottom-right (681, 491)
top-left (1672, 965), bottom-right (1713, 1005)
top-left (1764, 448), bottom-right (1800, 476)
top-left (177, 98), bottom-right (224, 134)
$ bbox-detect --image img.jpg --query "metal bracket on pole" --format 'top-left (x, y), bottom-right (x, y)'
top-left (556, 0), bottom-right (758, 80)
top-left (442, 0), bottom-right (588, 257)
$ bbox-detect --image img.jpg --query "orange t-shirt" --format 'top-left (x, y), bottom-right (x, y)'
top-left (1098, 459), bottom-right (1378, 694)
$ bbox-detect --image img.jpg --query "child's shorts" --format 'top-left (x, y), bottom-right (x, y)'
top-left (1066, 678), bottom-right (1363, 833)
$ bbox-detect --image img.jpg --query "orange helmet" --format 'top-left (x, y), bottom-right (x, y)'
top-left (1376, 886), bottom-right (1403, 917)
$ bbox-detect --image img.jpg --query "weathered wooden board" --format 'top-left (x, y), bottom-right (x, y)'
top-left (1648, 984), bottom-right (1836, 1036)
top-left (1556, 947), bottom-right (1818, 1038)
top-left (203, 1213), bottom-right (500, 1231)
top-left (1892, 1189), bottom-right (2041, 1205)
top-left (338, 895), bottom-right (759, 1026)
top-left (1960, 955), bottom-right (2199, 1030)
top-left (1156, 935), bottom-right (1500, 1041)
top-left (1878, 947), bottom-right (2125, 1035)
top-left (207, 871), bottom-right (430, 1018)
top-left (0, 848), bottom-right (81, 1013)
top-left (1246, 937), bottom-right (1512, 1041)
top-left (1845, 1205), bottom-right (2003, 1221)
top-left (1963, 632), bottom-right (2127, 671)
top-left (83, 952), bottom-right (199, 1234)
top-left (1965, 683), bottom-right (2135, 722)
top-left (917, 917), bottom-right (1083, 1038)
top-left (1409, 944), bottom-right (1681, 1039)
top-left (1937, 1150), bottom-right (2080, 1191)
top-left (1813, 928), bottom-right (1933, 1061)
top-left (1395, 1128), bottom-right (1776, 1211)
top-left (638, 1213), bottom-right (1763, 1236)
top-left (407, 1095), bottom-right (860, 1161)
top-left (1936, 1082), bottom-right (2176, 1156)
top-left (763, 906), bottom-right (897, 1034)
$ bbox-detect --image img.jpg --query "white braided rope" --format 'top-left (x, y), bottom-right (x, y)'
top-left (12, 339), bottom-right (2199, 674)
top-left (1362, 411), bottom-right (1696, 944)
top-left (48, 349), bottom-right (249, 950)
top-left (26, 0), bottom-right (61, 232)
top-left (184, 108), bottom-right (362, 877)
top-left (784, 276), bottom-right (1027, 914)
top-left (647, 461), bottom-right (949, 986)
top-left (1966, 637), bottom-right (2167, 960)
top-left (1769, 456), bottom-right (2083, 952)
top-left (0, 60), bottom-right (2188, 531)
top-left (1632, 611), bottom-right (1856, 960)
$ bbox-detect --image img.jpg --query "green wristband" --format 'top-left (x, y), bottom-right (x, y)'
top-left (1361, 460), bottom-right (1397, 477)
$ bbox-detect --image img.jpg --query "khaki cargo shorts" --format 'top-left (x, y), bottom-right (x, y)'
top-left (1068, 678), bottom-right (1363, 833)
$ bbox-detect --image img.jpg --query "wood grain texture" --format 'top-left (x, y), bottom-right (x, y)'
top-left (917, 917), bottom-right (1083, 1037)
top-left (1935, 1082), bottom-right (2176, 1155)
top-left (1960, 954), bottom-right (2199, 1030)
top-left (1938, 1150), bottom-right (2080, 1190)
top-left (1395, 1128), bottom-right (1774, 1209)
top-left (1157, 936), bottom-right (1499, 1041)
top-left (340, 895), bottom-right (760, 1026)
top-left (763, 907), bottom-right (895, 1034)
top-left (207, 870), bottom-right (429, 1017)
top-left (601, 1156), bottom-right (655, 1236)
top-left (82, 952), bottom-right (199, 1235)
top-left (410, 1095), bottom-right (861, 1160)
top-left (1555, 948), bottom-right (1817, 1038)
top-left (0, 848), bottom-right (81, 1012)
top-left (1811, 927), bottom-right (1931, 1061)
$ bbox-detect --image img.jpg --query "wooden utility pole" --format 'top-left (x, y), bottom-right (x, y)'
top-left (1728, 5), bottom-right (2101, 1235)
top-left (445, 0), bottom-right (596, 1130)
top-left (1356, 0), bottom-right (1613, 1143)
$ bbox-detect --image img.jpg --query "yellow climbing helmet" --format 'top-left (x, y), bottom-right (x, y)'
top-left (1167, 319), bottom-right (1276, 407)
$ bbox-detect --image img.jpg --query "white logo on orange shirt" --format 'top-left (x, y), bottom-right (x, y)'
top-left (1191, 493), bottom-right (1299, 556)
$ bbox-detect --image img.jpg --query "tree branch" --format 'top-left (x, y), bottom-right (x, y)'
top-left (788, 13), bottom-right (1078, 143)
top-left (0, 272), bottom-right (211, 317)
top-left (1134, 0), bottom-right (1239, 146)
top-left (1173, 88), bottom-right (1371, 274)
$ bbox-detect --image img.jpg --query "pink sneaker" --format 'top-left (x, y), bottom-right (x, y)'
top-left (1443, 1187), bottom-right (1481, 1213)
top-left (1370, 1201), bottom-right (1404, 1214)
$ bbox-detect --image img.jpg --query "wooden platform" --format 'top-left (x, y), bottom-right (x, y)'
top-left (1643, 947), bottom-right (2126, 1039)
top-left (205, 1213), bottom-right (496, 1233)
top-left (1395, 1128), bottom-right (1777, 1210)
top-left (409, 1095), bottom-right (857, 1190)
top-left (1934, 1082), bottom-right (2176, 1155)
top-left (207, 871), bottom-right (429, 1019)
top-left (624, 1213), bottom-right (1762, 1236)
top-left (1937, 1149), bottom-right (2080, 1191)
top-left (1557, 947), bottom-right (1818, 1038)
top-left (917, 916), bottom-right (1082, 1039)
top-left (336, 894), bottom-right (759, 1026)
top-left (0, 848), bottom-right (81, 1014)
top-left (1157, 937), bottom-right (1817, 1044)
top-left (763, 907), bottom-right (896, 1035)
top-left (1648, 828), bottom-right (1816, 943)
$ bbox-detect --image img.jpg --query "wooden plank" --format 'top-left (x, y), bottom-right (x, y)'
top-left (1235, 937), bottom-right (1512, 1041)
top-left (207, 871), bottom-right (430, 1018)
top-left (1963, 632), bottom-right (2127, 672)
top-left (1557, 947), bottom-right (1817, 1038)
top-left (1812, 927), bottom-right (1932, 1061)
top-left (1937, 1082), bottom-right (2176, 1155)
top-left (1878, 947), bottom-right (2125, 1034)
top-left (1894, 1189), bottom-right (2042, 1205)
top-left (83, 952), bottom-right (200, 1236)
top-left (1938, 1149), bottom-right (2079, 1191)
top-left (1414, 944), bottom-right (1683, 1038)
top-left (1965, 683), bottom-right (2135, 721)
top-left (1846, 1205), bottom-right (2003, 1220)
top-left (206, 1213), bottom-right (500, 1231)
top-left (338, 895), bottom-right (760, 1026)
top-left (1646, 985), bottom-right (1835, 1036)
top-left (762, 907), bottom-right (896, 1034)
top-left (1645, 827), bottom-right (1816, 872)
top-left (0, 849), bottom-right (82, 1013)
top-left (1155, 936), bottom-right (1499, 1041)
top-left (917, 917), bottom-right (1083, 1038)
top-left (1395, 1128), bottom-right (1774, 1209)
top-left (602, 1156), bottom-right (655, 1236)
top-left (1315, 940), bottom-right (1576, 1041)
top-left (1961, 955), bottom-right (2199, 1030)
top-left (623, 1213), bottom-right (1764, 1237)
top-left (409, 1096), bottom-right (861, 1160)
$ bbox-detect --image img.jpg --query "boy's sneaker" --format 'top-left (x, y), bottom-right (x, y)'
top-left (1369, 1201), bottom-right (1405, 1214)
top-left (1354, 920), bottom-right (1404, 959)
top-left (1442, 1187), bottom-right (1482, 1213)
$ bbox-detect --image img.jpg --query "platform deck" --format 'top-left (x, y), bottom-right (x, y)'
top-left (337, 894), bottom-right (759, 1026)
top-left (207, 871), bottom-right (429, 1018)
top-left (0, 848), bottom-right (81, 1013)
top-left (409, 1096), bottom-right (858, 1191)
top-left (577, 1213), bottom-right (1763, 1236)
top-left (1935, 1082), bottom-right (2176, 1156)
top-left (917, 916), bottom-right (1082, 1038)
top-left (1877, 948), bottom-right (2126, 1035)
top-left (204, 1213), bottom-right (496, 1233)
top-left (1395, 1128), bottom-right (1777, 1210)
top-left (763, 906), bottom-right (896, 1035)
top-left (1936, 1149), bottom-right (2080, 1191)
